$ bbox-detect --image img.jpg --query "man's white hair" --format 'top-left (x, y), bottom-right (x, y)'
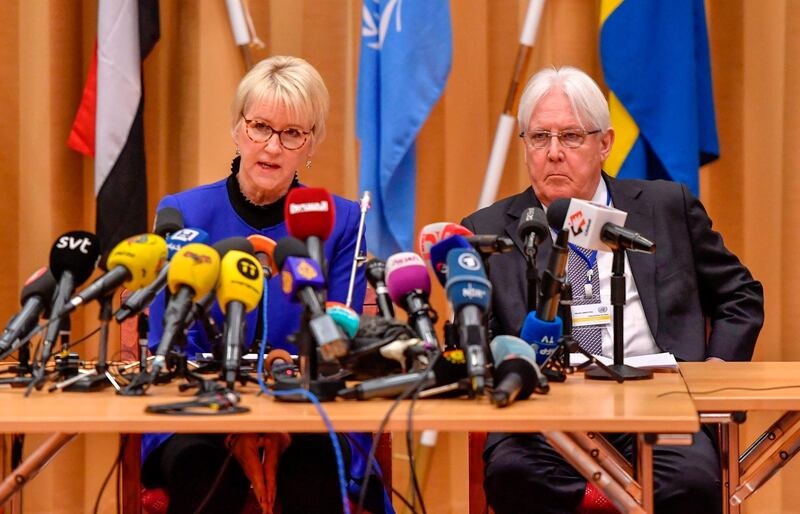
top-left (517, 66), bottom-right (610, 133)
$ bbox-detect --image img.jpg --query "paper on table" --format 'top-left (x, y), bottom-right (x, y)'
top-left (568, 352), bottom-right (679, 370)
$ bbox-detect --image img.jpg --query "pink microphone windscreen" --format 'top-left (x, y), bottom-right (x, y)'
top-left (385, 252), bottom-right (431, 305)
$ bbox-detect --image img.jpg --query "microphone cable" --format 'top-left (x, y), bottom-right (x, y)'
top-left (254, 277), bottom-right (351, 514)
top-left (356, 350), bottom-right (441, 514)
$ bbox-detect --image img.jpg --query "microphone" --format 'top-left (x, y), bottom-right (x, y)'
top-left (517, 207), bottom-right (549, 259)
top-left (428, 235), bottom-right (472, 286)
top-left (549, 198), bottom-right (655, 253)
top-left (151, 207), bottom-right (184, 238)
top-left (247, 235), bottom-right (277, 279)
top-left (217, 249), bottom-right (264, 387)
top-left (0, 268), bottom-right (57, 356)
top-left (364, 258), bottom-right (395, 319)
top-left (417, 222), bottom-right (474, 263)
top-left (58, 234), bottom-right (167, 317)
top-left (285, 187), bottom-right (335, 271)
top-left (37, 231), bottom-right (101, 373)
top-left (490, 335), bottom-right (549, 407)
top-left (326, 301), bottom-right (360, 339)
top-left (274, 237), bottom-right (348, 361)
top-left (115, 228), bottom-right (209, 323)
top-left (464, 235), bottom-right (515, 256)
top-left (445, 247), bottom-right (492, 392)
top-left (149, 243), bottom-right (222, 377)
top-left (385, 252), bottom-right (440, 346)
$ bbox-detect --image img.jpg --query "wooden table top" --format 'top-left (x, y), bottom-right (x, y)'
top-left (680, 361), bottom-right (800, 411)
top-left (0, 372), bottom-right (698, 434)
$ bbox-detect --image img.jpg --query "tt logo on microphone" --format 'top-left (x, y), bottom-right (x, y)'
top-left (236, 259), bottom-right (260, 280)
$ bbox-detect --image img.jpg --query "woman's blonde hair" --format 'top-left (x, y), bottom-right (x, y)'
top-left (231, 55), bottom-right (330, 144)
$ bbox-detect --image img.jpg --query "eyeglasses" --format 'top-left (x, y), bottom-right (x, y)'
top-left (519, 129), bottom-right (601, 149)
top-left (242, 115), bottom-right (312, 151)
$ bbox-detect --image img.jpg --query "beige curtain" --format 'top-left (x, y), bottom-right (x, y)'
top-left (0, 0), bottom-right (795, 512)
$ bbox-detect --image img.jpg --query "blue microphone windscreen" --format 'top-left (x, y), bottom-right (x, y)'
top-left (519, 312), bottom-right (563, 364)
top-left (490, 334), bottom-right (538, 364)
top-left (429, 235), bottom-right (472, 285)
top-left (167, 228), bottom-right (210, 259)
top-left (445, 248), bottom-right (491, 311)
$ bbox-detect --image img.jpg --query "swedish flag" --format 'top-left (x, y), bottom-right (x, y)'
top-left (600, 0), bottom-right (719, 194)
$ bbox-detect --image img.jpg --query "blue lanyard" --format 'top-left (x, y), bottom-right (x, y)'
top-left (565, 189), bottom-right (612, 286)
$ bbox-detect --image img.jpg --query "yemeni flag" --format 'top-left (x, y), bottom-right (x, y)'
top-left (68, 0), bottom-right (160, 254)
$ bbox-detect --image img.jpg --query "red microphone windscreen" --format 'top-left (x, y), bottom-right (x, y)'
top-left (285, 187), bottom-right (336, 241)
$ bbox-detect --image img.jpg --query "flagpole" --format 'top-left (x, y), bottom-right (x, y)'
top-left (478, 0), bottom-right (546, 209)
top-left (225, 0), bottom-right (265, 70)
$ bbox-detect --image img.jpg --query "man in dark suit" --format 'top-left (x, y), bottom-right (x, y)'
top-left (461, 66), bottom-right (763, 514)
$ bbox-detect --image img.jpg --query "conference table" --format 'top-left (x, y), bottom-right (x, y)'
top-left (0, 370), bottom-right (699, 514)
top-left (680, 362), bottom-right (800, 514)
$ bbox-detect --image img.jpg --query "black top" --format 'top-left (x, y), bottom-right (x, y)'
top-left (226, 156), bottom-right (299, 229)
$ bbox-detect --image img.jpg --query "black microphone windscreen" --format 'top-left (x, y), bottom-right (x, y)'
top-left (273, 237), bottom-right (311, 270)
top-left (153, 207), bottom-right (184, 237)
top-left (48, 231), bottom-right (101, 286)
top-left (364, 258), bottom-right (387, 287)
top-left (212, 237), bottom-right (253, 258)
top-left (517, 207), bottom-right (549, 243)
top-left (20, 268), bottom-right (57, 305)
top-left (546, 198), bottom-right (572, 230)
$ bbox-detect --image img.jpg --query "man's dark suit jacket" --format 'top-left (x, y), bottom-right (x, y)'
top-left (461, 174), bottom-right (764, 362)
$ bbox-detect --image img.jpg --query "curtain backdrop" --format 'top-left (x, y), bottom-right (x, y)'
top-left (0, 1), bottom-right (795, 512)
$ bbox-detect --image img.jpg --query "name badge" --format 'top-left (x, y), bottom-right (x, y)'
top-left (571, 303), bottom-right (612, 328)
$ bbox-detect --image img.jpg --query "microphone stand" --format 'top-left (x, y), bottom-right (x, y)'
top-left (64, 293), bottom-right (121, 392)
top-left (272, 306), bottom-right (344, 402)
top-left (585, 248), bottom-right (652, 381)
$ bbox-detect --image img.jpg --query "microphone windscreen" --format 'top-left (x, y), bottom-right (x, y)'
top-left (417, 222), bottom-right (474, 263)
top-left (153, 207), bottom-right (184, 237)
top-left (20, 267), bottom-right (57, 305)
top-left (106, 234), bottom-right (168, 290)
top-left (247, 235), bottom-right (277, 273)
top-left (429, 235), bottom-right (472, 286)
top-left (546, 198), bottom-right (572, 230)
top-left (166, 228), bottom-right (210, 259)
top-left (444, 248), bottom-right (491, 311)
top-left (326, 301), bottom-right (360, 338)
top-left (285, 187), bottom-right (335, 241)
top-left (490, 334), bottom-right (539, 399)
top-left (273, 237), bottom-right (311, 270)
top-left (216, 250), bottom-right (264, 313)
top-left (364, 258), bottom-right (387, 288)
top-left (166, 243), bottom-right (221, 300)
top-left (212, 237), bottom-right (254, 258)
top-left (385, 252), bottom-right (431, 305)
top-left (49, 231), bottom-right (101, 286)
top-left (517, 207), bottom-right (549, 243)
top-left (519, 312), bottom-right (562, 364)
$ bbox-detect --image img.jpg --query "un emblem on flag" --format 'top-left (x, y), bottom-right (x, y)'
top-left (362, 0), bottom-right (403, 50)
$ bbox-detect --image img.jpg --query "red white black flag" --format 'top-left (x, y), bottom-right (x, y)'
top-left (68, 0), bottom-right (160, 254)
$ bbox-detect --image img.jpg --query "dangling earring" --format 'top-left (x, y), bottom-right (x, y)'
top-left (306, 159), bottom-right (312, 169)
top-left (235, 145), bottom-right (240, 156)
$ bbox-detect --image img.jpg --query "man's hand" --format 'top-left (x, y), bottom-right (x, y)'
top-left (705, 357), bottom-right (725, 363)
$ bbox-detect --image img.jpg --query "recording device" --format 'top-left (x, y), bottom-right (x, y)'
top-left (428, 235), bottom-right (472, 285)
top-left (0, 268), bottom-right (57, 357)
top-left (274, 237), bottom-right (348, 361)
top-left (151, 207), bottom-right (184, 238)
top-left (57, 234), bottom-right (167, 317)
top-left (285, 187), bottom-right (335, 272)
top-left (115, 227), bottom-right (209, 323)
top-left (247, 234), bottom-right (277, 278)
top-left (385, 252), bottom-right (440, 346)
top-left (551, 198), bottom-right (655, 254)
top-left (364, 258), bottom-right (395, 319)
top-left (490, 335), bottom-right (549, 407)
top-left (217, 250), bottom-right (263, 388)
top-left (417, 222), bottom-right (474, 263)
top-left (445, 247), bottom-right (492, 393)
top-left (149, 243), bottom-right (221, 378)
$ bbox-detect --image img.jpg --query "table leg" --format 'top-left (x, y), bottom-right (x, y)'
top-left (0, 433), bottom-right (77, 507)
top-left (728, 421), bottom-right (740, 514)
top-left (636, 434), bottom-right (654, 514)
top-left (544, 431), bottom-right (645, 514)
top-left (740, 411), bottom-right (800, 471)
top-left (569, 432), bottom-right (641, 502)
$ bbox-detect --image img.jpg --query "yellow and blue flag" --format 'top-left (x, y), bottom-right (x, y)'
top-left (357, 0), bottom-right (452, 259)
top-left (600, 0), bottom-right (718, 194)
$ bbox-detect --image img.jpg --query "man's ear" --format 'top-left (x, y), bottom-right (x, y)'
top-left (599, 127), bottom-right (615, 162)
